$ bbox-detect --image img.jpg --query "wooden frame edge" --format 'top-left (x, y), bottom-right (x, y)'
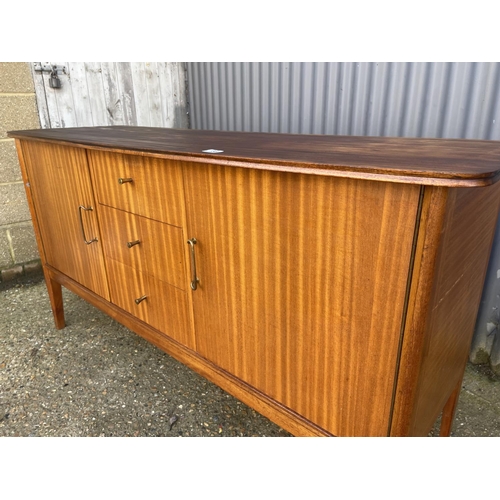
top-left (14, 139), bottom-right (47, 264)
top-left (389, 186), bottom-right (449, 436)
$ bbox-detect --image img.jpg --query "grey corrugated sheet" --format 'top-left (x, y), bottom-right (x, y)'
top-left (186, 62), bottom-right (500, 139)
top-left (186, 62), bottom-right (500, 372)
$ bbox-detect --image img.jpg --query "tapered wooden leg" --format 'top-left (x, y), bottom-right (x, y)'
top-left (42, 266), bottom-right (65, 329)
top-left (439, 377), bottom-right (462, 436)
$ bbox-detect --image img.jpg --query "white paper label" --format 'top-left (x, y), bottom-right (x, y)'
top-left (202, 149), bottom-right (224, 153)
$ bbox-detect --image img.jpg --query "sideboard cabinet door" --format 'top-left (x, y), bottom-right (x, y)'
top-left (183, 163), bottom-right (422, 436)
top-left (20, 141), bottom-right (110, 300)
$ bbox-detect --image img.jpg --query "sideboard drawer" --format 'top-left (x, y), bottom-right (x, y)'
top-left (106, 257), bottom-right (193, 349)
top-left (89, 150), bottom-right (139, 213)
top-left (99, 204), bottom-right (144, 272)
top-left (89, 150), bottom-right (184, 226)
top-left (146, 276), bottom-right (193, 350)
top-left (133, 156), bottom-right (185, 227)
top-left (139, 217), bottom-right (187, 291)
top-left (107, 258), bottom-right (150, 325)
top-left (99, 204), bottom-right (187, 291)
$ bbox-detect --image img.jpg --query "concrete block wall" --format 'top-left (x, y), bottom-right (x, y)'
top-left (0, 62), bottom-right (42, 282)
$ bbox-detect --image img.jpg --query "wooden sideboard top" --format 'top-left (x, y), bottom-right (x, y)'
top-left (9, 126), bottom-right (500, 187)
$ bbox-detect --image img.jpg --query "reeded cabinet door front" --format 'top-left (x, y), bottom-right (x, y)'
top-left (183, 163), bottom-right (421, 436)
top-left (21, 141), bottom-right (109, 300)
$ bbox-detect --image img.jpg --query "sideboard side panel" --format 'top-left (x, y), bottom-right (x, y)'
top-left (15, 139), bottom-right (48, 264)
top-left (410, 182), bottom-right (500, 435)
top-left (391, 182), bottom-right (500, 436)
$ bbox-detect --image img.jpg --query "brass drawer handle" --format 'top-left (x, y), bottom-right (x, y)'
top-left (187, 238), bottom-right (200, 291)
top-left (135, 295), bottom-right (147, 305)
top-left (127, 240), bottom-right (141, 248)
top-left (118, 177), bottom-right (133, 184)
top-left (78, 205), bottom-right (98, 245)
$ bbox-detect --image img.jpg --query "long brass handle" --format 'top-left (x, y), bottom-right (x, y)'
top-left (127, 240), bottom-right (141, 248)
top-left (118, 177), bottom-right (133, 184)
top-left (187, 238), bottom-right (199, 291)
top-left (78, 205), bottom-right (98, 245)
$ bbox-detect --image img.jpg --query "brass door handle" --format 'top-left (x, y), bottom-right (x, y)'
top-left (78, 205), bottom-right (98, 245)
top-left (127, 240), bottom-right (141, 248)
top-left (187, 238), bottom-right (200, 290)
top-left (118, 178), bottom-right (133, 184)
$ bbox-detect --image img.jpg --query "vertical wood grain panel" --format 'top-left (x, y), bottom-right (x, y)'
top-left (97, 204), bottom-right (144, 272)
top-left (168, 63), bottom-right (189, 128)
top-left (42, 62), bottom-right (78, 128)
top-left (97, 205), bottom-right (187, 290)
top-left (140, 217), bottom-right (186, 290)
top-left (388, 187), bottom-right (449, 435)
top-left (101, 62), bottom-right (123, 125)
top-left (134, 157), bottom-right (185, 226)
top-left (115, 62), bottom-right (137, 126)
top-left (83, 62), bottom-right (110, 126)
top-left (147, 275), bottom-right (194, 350)
top-left (20, 141), bottom-right (109, 300)
top-left (15, 139), bottom-right (66, 328)
top-left (30, 62), bottom-right (189, 129)
top-left (106, 256), bottom-right (193, 350)
top-left (184, 164), bottom-right (421, 436)
top-left (67, 63), bottom-right (94, 126)
top-left (158, 63), bottom-right (174, 128)
top-left (38, 65), bottom-right (63, 128)
top-left (30, 64), bottom-right (51, 128)
top-left (130, 62), bottom-right (151, 126)
top-left (144, 62), bottom-right (163, 128)
top-left (89, 151), bottom-right (184, 226)
top-left (412, 183), bottom-right (500, 435)
top-left (88, 149), bottom-right (139, 213)
top-left (391, 182), bottom-right (500, 435)
top-left (106, 258), bottom-right (150, 324)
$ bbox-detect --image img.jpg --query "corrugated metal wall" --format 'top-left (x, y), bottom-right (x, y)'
top-left (186, 61), bottom-right (500, 373)
top-left (187, 62), bottom-right (500, 139)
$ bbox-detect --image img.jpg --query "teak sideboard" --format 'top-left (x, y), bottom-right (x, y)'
top-left (8, 126), bottom-right (500, 437)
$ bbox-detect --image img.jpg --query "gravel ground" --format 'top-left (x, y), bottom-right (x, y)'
top-left (1, 272), bottom-right (499, 437)
top-left (0, 272), bottom-right (291, 437)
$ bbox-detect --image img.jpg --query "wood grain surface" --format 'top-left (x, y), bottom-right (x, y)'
top-left (409, 182), bottom-right (500, 435)
top-left (98, 204), bottom-right (145, 272)
top-left (106, 258), bottom-right (194, 350)
top-left (97, 205), bottom-right (186, 290)
top-left (388, 187), bottom-right (449, 435)
top-left (390, 181), bottom-right (500, 435)
top-left (9, 126), bottom-right (500, 187)
top-left (139, 216), bottom-right (186, 291)
top-left (14, 139), bottom-right (67, 329)
top-left (146, 274), bottom-right (193, 349)
top-left (88, 149), bottom-right (185, 225)
top-left (88, 149), bottom-right (139, 213)
top-left (106, 258), bottom-right (150, 324)
top-left (134, 156), bottom-right (185, 226)
top-left (20, 140), bottom-right (110, 300)
top-left (183, 163), bottom-right (421, 436)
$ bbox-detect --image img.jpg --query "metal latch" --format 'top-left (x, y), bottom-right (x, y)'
top-left (33, 63), bottom-right (66, 89)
